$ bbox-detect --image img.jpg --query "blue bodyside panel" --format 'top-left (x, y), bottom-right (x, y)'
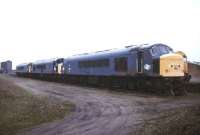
top-left (32, 62), bottom-right (55, 74)
top-left (64, 47), bottom-right (138, 76)
top-left (127, 51), bottom-right (137, 75)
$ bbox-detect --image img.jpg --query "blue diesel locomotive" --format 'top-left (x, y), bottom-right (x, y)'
top-left (16, 43), bottom-right (190, 95)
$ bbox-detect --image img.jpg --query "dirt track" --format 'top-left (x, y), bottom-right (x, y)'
top-left (10, 77), bottom-right (200, 135)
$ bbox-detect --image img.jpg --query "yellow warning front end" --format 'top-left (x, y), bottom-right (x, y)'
top-left (160, 54), bottom-right (185, 77)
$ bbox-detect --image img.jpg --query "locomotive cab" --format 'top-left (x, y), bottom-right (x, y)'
top-left (151, 44), bottom-right (187, 78)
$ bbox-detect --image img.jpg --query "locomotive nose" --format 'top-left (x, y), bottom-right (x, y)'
top-left (159, 54), bottom-right (185, 77)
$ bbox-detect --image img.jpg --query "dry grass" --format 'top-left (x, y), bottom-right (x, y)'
top-left (136, 106), bottom-right (200, 135)
top-left (0, 76), bottom-right (74, 135)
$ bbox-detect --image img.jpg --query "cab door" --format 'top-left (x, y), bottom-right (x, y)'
top-left (57, 63), bottom-right (64, 74)
top-left (56, 59), bottom-right (64, 74)
top-left (137, 51), bottom-right (143, 73)
top-left (27, 63), bottom-right (32, 73)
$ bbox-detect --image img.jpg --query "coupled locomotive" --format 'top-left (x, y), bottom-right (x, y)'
top-left (16, 43), bottom-right (191, 95)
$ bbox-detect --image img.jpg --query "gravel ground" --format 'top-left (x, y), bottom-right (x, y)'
top-left (8, 76), bottom-right (200, 135)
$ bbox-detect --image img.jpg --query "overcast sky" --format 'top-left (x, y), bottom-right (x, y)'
top-left (0, 0), bottom-right (200, 68)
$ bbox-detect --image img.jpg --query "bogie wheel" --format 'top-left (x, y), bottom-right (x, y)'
top-left (173, 81), bottom-right (188, 96)
top-left (168, 85), bottom-right (175, 96)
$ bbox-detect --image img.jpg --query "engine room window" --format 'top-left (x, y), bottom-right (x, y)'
top-left (79, 59), bottom-right (109, 68)
top-left (17, 66), bottom-right (24, 70)
top-left (36, 64), bottom-right (46, 70)
top-left (115, 57), bottom-right (128, 72)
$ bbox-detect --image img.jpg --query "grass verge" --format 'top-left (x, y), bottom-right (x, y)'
top-left (0, 76), bottom-right (74, 135)
top-left (135, 106), bottom-right (200, 135)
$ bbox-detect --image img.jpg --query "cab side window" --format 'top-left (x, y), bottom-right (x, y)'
top-left (115, 57), bottom-right (128, 72)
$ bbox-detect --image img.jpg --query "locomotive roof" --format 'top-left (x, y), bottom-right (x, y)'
top-left (16, 43), bottom-right (170, 66)
top-left (32, 58), bottom-right (57, 65)
top-left (65, 43), bottom-right (167, 61)
top-left (17, 63), bottom-right (29, 67)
